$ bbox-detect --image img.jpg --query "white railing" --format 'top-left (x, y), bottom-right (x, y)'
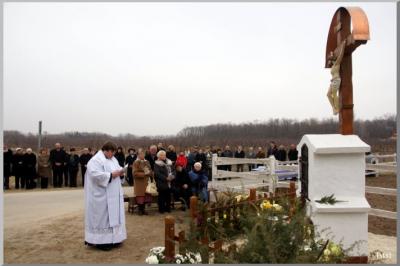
top-left (210, 154), bottom-right (278, 194)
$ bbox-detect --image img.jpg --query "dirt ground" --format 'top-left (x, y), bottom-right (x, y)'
top-left (3, 173), bottom-right (397, 264)
top-left (4, 205), bottom-right (188, 264)
top-left (365, 173), bottom-right (397, 237)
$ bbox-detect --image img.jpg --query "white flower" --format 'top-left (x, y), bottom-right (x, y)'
top-left (189, 258), bottom-right (195, 264)
top-left (176, 259), bottom-right (181, 264)
top-left (145, 255), bottom-right (159, 264)
top-left (303, 245), bottom-right (311, 252)
top-left (195, 253), bottom-right (202, 263)
top-left (150, 247), bottom-right (165, 254)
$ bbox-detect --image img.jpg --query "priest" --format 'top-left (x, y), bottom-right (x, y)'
top-left (84, 141), bottom-right (127, 251)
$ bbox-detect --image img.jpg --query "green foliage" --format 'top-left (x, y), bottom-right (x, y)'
top-left (315, 194), bottom-right (346, 205)
top-left (179, 190), bottom-right (358, 264)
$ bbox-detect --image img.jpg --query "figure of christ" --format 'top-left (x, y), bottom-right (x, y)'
top-left (326, 40), bottom-right (346, 115)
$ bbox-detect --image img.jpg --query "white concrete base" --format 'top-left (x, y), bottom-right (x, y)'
top-left (310, 211), bottom-right (369, 256)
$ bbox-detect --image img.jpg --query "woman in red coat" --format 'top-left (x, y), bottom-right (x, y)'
top-left (175, 151), bottom-right (188, 169)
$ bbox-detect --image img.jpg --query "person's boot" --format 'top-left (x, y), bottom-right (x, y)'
top-left (138, 204), bottom-right (144, 216)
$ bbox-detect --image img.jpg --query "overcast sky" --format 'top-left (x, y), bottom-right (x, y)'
top-left (4, 2), bottom-right (397, 136)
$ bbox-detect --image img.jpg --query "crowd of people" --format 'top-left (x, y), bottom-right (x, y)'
top-left (3, 141), bottom-right (298, 215)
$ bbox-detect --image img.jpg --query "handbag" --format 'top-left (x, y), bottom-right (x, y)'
top-left (146, 178), bottom-right (158, 196)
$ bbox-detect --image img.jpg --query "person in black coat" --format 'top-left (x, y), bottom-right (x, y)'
top-left (79, 148), bottom-right (92, 187)
top-left (275, 145), bottom-right (287, 161)
top-left (288, 144), bottom-right (299, 161)
top-left (267, 141), bottom-right (278, 158)
top-left (195, 149), bottom-right (207, 170)
top-left (67, 148), bottom-right (80, 187)
top-left (13, 148), bottom-right (25, 189)
top-left (114, 147), bottom-right (126, 167)
top-left (154, 151), bottom-right (175, 214)
top-left (172, 164), bottom-right (192, 210)
top-left (234, 145), bottom-right (245, 172)
top-left (221, 145), bottom-right (234, 171)
top-left (4, 146), bottom-right (13, 190)
top-left (61, 147), bottom-right (69, 187)
top-left (166, 145), bottom-right (177, 164)
top-left (3, 145), bottom-right (13, 190)
top-left (125, 148), bottom-right (137, 186)
top-left (145, 145), bottom-right (158, 170)
top-left (23, 148), bottom-right (37, 189)
top-left (49, 143), bottom-right (67, 188)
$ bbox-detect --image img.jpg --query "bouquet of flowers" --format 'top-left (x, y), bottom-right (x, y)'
top-left (145, 247), bottom-right (202, 264)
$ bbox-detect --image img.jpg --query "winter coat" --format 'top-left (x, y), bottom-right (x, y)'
top-left (145, 153), bottom-right (158, 170)
top-left (23, 153), bottom-right (37, 177)
top-left (234, 150), bottom-right (245, 158)
top-left (38, 154), bottom-right (52, 178)
top-left (276, 150), bottom-right (287, 161)
top-left (133, 159), bottom-right (152, 197)
top-left (49, 149), bottom-right (67, 168)
top-left (114, 152), bottom-right (126, 167)
top-left (267, 147), bottom-right (278, 158)
top-left (195, 153), bottom-right (207, 169)
top-left (176, 155), bottom-right (188, 168)
top-left (166, 151), bottom-right (177, 163)
top-left (288, 149), bottom-right (299, 161)
top-left (4, 149), bottom-right (13, 177)
top-left (255, 151), bottom-right (266, 158)
top-left (221, 150), bottom-right (233, 158)
top-left (13, 153), bottom-right (25, 176)
top-left (188, 169), bottom-right (208, 201)
top-left (67, 154), bottom-right (80, 170)
top-left (154, 159), bottom-right (174, 192)
top-left (79, 153), bottom-right (92, 167)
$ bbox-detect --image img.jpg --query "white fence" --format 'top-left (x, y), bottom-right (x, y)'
top-left (210, 154), bottom-right (279, 194)
top-left (210, 154), bottom-right (396, 220)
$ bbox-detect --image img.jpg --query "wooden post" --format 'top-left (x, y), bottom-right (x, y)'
top-left (165, 216), bottom-right (175, 260)
top-left (212, 154), bottom-right (218, 179)
top-left (249, 188), bottom-right (257, 202)
top-left (190, 196), bottom-right (198, 221)
top-left (289, 181), bottom-right (296, 217)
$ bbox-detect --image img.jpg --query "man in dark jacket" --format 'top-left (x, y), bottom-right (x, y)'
top-left (79, 148), bottom-right (92, 187)
top-left (13, 148), bottom-right (25, 189)
top-left (61, 147), bottom-right (69, 187)
top-left (187, 146), bottom-right (198, 172)
top-left (49, 143), bottom-right (67, 188)
top-left (23, 148), bottom-right (37, 189)
top-left (234, 145), bottom-right (245, 172)
top-left (145, 145), bottom-right (158, 170)
top-left (221, 145), bottom-right (234, 171)
top-left (125, 148), bottom-right (137, 186)
top-left (172, 164), bottom-right (192, 210)
top-left (3, 145), bottom-right (13, 190)
top-left (67, 148), bottom-right (80, 187)
top-left (288, 144), bottom-right (299, 161)
top-left (275, 145), bottom-right (287, 161)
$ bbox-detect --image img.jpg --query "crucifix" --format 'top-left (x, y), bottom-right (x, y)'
top-left (325, 7), bottom-right (370, 135)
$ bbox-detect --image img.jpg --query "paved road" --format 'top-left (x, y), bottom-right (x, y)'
top-left (3, 187), bottom-right (133, 229)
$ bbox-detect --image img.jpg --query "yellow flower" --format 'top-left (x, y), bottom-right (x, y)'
top-left (260, 200), bottom-right (272, 210)
top-left (323, 249), bottom-right (331, 257)
top-left (328, 243), bottom-right (342, 256)
top-left (223, 213), bottom-right (227, 219)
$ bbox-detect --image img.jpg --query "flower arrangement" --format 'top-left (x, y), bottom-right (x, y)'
top-left (145, 247), bottom-right (202, 264)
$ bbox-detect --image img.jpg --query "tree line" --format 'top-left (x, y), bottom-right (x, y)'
top-left (4, 115), bottom-right (396, 153)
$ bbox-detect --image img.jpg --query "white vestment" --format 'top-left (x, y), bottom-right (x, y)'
top-left (84, 151), bottom-right (127, 244)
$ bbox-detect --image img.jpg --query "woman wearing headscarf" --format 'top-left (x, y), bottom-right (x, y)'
top-left (133, 148), bottom-right (153, 215)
